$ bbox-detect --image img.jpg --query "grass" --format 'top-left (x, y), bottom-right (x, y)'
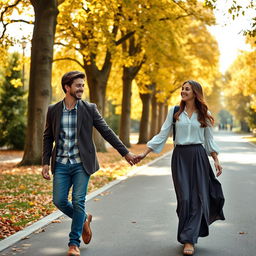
top-left (0, 142), bottom-right (173, 239)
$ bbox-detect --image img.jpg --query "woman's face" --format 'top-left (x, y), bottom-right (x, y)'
top-left (181, 82), bottom-right (195, 102)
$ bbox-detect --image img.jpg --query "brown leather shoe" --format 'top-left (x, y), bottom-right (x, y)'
top-left (82, 214), bottom-right (92, 244)
top-left (67, 245), bottom-right (80, 256)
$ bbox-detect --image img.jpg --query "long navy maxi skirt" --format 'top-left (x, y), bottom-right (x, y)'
top-left (171, 144), bottom-right (225, 244)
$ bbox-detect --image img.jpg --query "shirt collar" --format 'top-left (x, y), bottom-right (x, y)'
top-left (62, 99), bottom-right (78, 111)
top-left (184, 107), bottom-right (197, 117)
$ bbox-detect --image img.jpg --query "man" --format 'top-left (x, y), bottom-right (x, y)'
top-left (42, 71), bottom-right (138, 256)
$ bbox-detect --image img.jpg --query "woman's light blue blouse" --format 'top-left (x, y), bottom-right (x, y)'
top-left (147, 106), bottom-right (219, 155)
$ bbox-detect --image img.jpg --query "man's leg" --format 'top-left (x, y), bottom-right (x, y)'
top-left (69, 163), bottom-right (90, 247)
top-left (53, 162), bottom-right (73, 218)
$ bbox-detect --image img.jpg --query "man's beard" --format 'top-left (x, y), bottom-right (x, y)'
top-left (70, 90), bottom-right (83, 100)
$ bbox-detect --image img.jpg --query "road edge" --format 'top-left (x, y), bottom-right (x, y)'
top-left (0, 150), bottom-right (172, 252)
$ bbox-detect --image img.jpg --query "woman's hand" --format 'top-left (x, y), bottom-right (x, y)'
top-left (135, 147), bottom-right (153, 163)
top-left (136, 152), bottom-right (147, 162)
top-left (214, 159), bottom-right (223, 177)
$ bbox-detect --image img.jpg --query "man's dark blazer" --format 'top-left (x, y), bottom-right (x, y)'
top-left (42, 100), bottom-right (129, 176)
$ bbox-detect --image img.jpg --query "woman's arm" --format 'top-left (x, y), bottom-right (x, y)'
top-left (137, 147), bottom-right (153, 161)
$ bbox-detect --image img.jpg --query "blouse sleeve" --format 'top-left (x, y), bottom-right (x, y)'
top-left (147, 106), bottom-right (174, 153)
top-left (204, 124), bottom-right (220, 156)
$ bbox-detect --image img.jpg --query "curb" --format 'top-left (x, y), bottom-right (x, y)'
top-left (0, 151), bottom-right (172, 252)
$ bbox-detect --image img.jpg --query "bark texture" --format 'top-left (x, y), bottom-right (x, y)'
top-left (149, 92), bottom-right (159, 139)
top-left (20, 0), bottom-right (59, 165)
top-left (138, 92), bottom-right (151, 144)
top-left (157, 102), bottom-right (165, 133)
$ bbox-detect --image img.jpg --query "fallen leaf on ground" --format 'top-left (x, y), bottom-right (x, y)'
top-left (100, 191), bottom-right (111, 196)
top-left (21, 244), bottom-right (31, 247)
top-left (51, 220), bottom-right (61, 223)
top-left (34, 228), bottom-right (45, 234)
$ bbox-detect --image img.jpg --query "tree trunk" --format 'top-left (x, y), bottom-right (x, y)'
top-left (138, 92), bottom-right (151, 144)
top-left (119, 67), bottom-right (133, 147)
top-left (119, 34), bottom-right (145, 147)
top-left (150, 92), bottom-right (159, 139)
top-left (157, 102), bottom-right (165, 132)
top-left (20, 0), bottom-right (59, 165)
top-left (164, 104), bottom-right (168, 118)
top-left (85, 61), bottom-right (111, 152)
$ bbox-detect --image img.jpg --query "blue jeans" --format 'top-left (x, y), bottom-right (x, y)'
top-left (53, 161), bottom-right (90, 247)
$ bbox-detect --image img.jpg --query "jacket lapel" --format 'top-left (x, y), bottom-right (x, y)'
top-left (77, 100), bottom-right (83, 135)
top-left (54, 101), bottom-right (63, 140)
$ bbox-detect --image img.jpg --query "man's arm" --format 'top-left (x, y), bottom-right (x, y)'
top-left (42, 106), bottom-right (54, 180)
top-left (91, 104), bottom-right (137, 164)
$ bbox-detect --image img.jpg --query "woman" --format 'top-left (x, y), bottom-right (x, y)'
top-left (137, 80), bottom-right (225, 255)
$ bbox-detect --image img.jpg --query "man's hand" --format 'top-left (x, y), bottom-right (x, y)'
top-left (124, 152), bottom-right (140, 166)
top-left (42, 165), bottom-right (51, 180)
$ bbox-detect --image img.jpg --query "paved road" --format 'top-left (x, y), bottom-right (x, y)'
top-left (1, 131), bottom-right (256, 256)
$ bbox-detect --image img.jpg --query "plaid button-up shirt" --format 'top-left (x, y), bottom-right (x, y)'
top-left (56, 101), bottom-right (81, 164)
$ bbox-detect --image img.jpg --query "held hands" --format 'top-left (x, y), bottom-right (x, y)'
top-left (124, 152), bottom-right (141, 166)
top-left (124, 148), bottom-right (152, 166)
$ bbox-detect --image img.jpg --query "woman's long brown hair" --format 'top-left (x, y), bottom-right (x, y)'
top-left (174, 80), bottom-right (214, 127)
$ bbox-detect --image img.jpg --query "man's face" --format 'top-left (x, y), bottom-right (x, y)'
top-left (66, 78), bottom-right (85, 100)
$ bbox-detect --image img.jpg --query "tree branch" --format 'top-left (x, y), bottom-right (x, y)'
top-left (54, 41), bottom-right (81, 51)
top-left (115, 31), bottom-right (136, 46)
top-left (10, 19), bottom-right (34, 24)
top-left (114, 12), bottom-right (190, 47)
top-left (0, 0), bottom-right (23, 38)
top-left (159, 14), bottom-right (192, 21)
top-left (171, 0), bottom-right (190, 15)
top-left (53, 57), bottom-right (84, 69)
top-left (169, 84), bottom-right (181, 94)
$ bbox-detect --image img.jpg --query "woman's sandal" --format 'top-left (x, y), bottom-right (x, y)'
top-left (183, 243), bottom-right (195, 255)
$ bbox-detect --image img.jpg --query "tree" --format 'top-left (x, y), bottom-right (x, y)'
top-left (0, 52), bottom-right (26, 149)
top-left (21, 0), bottom-right (64, 165)
top-left (118, 0), bottom-right (216, 146)
top-left (134, 1), bottom-right (220, 141)
top-left (119, 34), bottom-right (145, 147)
top-left (1, 0), bottom-right (65, 164)
top-left (224, 42), bottom-right (256, 131)
top-left (54, 0), bottom-right (142, 151)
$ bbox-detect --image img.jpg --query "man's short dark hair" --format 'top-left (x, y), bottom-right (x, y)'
top-left (61, 71), bottom-right (86, 93)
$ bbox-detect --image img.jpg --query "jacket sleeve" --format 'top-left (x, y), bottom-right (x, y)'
top-left (42, 105), bottom-right (54, 165)
top-left (92, 104), bottom-right (129, 156)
